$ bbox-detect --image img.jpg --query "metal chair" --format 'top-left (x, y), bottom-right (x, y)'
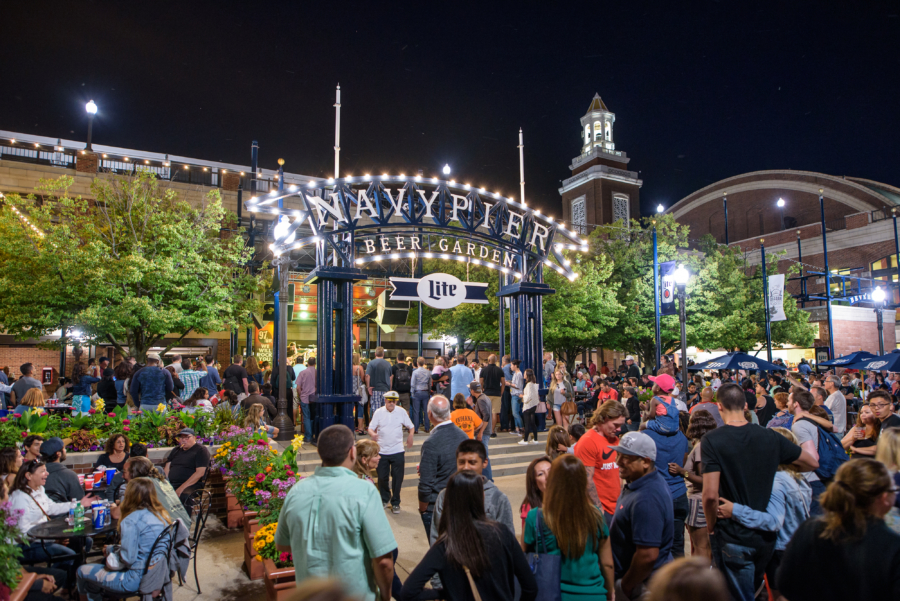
top-left (95, 520), bottom-right (177, 601)
top-left (178, 489), bottom-right (211, 593)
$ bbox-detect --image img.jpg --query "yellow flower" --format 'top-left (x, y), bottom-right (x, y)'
top-left (265, 536), bottom-right (274, 544)
top-left (156, 403), bottom-right (166, 413)
top-left (271, 449), bottom-right (278, 455)
top-left (291, 435), bottom-right (304, 452)
top-left (255, 554), bottom-right (263, 562)
top-left (94, 399), bottom-right (105, 412)
top-left (255, 540), bottom-right (265, 551)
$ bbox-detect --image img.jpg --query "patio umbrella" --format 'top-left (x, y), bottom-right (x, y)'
top-left (818, 351), bottom-right (878, 368)
top-left (842, 353), bottom-right (900, 372)
top-left (688, 352), bottom-right (784, 372)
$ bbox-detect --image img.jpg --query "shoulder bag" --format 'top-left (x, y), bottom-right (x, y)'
top-left (526, 509), bottom-right (562, 601)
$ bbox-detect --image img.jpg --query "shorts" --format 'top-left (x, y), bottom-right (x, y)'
top-left (489, 396), bottom-right (501, 413)
top-left (371, 390), bottom-right (386, 412)
top-left (686, 496), bottom-right (706, 528)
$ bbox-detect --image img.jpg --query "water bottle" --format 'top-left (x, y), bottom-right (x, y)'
top-left (73, 500), bottom-right (84, 531)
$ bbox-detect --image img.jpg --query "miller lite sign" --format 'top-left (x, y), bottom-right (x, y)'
top-left (660, 261), bottom-right (677, 316)
top-left (389, 274), bottom-right (489, 309)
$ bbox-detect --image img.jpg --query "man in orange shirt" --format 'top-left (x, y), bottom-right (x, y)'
top-left (574, 400), bottom-right (628, 524)
top-left (597, 381), bottom-right (619, 403)
top-left (450, 394), bottom-right (484, 440)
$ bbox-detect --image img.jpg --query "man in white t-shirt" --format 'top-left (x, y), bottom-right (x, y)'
top-left (823, 375), bottom-right (847, 434)
top-left (368, 390), bottom-right (414, 514)
top-left (789, 389), bottom-right (826, 515)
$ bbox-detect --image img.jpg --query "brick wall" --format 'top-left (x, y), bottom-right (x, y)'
top-left (0, 346), bottom-right (78, 382)
top-left (75, 152), bottom-right (99, 174)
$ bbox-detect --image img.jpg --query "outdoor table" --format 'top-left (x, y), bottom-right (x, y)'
top-left (43, 404), bottom-right (75, 413)
top-left (27, 513), bottom-right (117, 565)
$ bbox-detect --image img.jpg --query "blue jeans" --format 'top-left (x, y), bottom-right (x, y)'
top-left (20, 541), bottom-right (79, 586)
top-left (411, 391), bottom-right (430, 433)
top-left (809, 479), bottom-right (827, 516)
top-left (710, 533), bottom-right (769, 601)
top-left (480, 430), bottom-right (493, 481)
top-left (511, 394), bottom-right (523, 431)
top-left (77, 562), bottom-right (142, 601)
top-left (300, 402), bottom-right (311, 435)
top-left (420, 509), bottom-right (433, 536)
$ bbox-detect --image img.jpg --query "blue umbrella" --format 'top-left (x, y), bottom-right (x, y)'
top-left (842, 353), bottom-right (900, 372)
top-left (818, 351), bottom-right (878, 368)
top-left (688, 352), bottom-right (784, 372)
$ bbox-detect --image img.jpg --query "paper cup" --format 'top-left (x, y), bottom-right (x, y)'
top-left (93, 472), bottom-right (103, 484)
top-left (106, 468), bottom-right (116, 486)
top-left (84, 478), bottom-right (93, 491)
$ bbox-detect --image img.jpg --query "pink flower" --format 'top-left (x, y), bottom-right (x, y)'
top-left (108, 412), bottom-right (116, 417)
top-left (21, 432), bottom-right (28, 437)
top-left (255, 473), bottom-right (266, 483)
top-left (0, 418), bottom-right (7, 423)
top-left (12, 413), bottom-right (21, 418)
top-left (122, 419), bottom-right (131, 425)
top-left (88, 409), bottom-right (96, 415)
top-left (123, 426), bottom-right (130, 431)
top-left (104, 423), bottom-right (110, 426)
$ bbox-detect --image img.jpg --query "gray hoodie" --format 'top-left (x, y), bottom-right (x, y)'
top-left (429, 475), bottom-right (515, 545)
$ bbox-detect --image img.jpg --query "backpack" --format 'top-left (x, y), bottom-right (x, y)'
top-left (800, 417), bottom-right (849, 481)
top-left (395, 364), bottom-right (412, 390)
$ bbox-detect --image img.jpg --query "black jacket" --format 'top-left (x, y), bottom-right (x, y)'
top-left (44, 462), bottom-right (83, 503)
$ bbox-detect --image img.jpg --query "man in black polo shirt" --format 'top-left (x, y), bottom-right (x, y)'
top-left (479, 355), bottom-right (506, 437)
top-left (164, 428), bottom-right (210, 507)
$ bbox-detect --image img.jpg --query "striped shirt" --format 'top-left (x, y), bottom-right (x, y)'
top-left (179, 369), bottom-right (206, 400)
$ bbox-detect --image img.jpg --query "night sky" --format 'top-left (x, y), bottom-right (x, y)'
top-left (2, 1), bottom-right (898, 218)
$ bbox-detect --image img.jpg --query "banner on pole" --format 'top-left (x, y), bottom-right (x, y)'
top-left (768, 274), bottom-right (786, 322)
top-left (660, 261), bottom-right (677, 316)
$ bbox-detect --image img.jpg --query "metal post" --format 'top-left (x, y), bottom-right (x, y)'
top-left (273, 259), bottom-right (293, 439)
top-left (376, 323), bottom-right (382, 348)
top-left (892, 208), bottom-right (900, 303)
top-left (820, 191), bottom-right (835, 359)
top-left (876, 300), bottom-right (885, 355)
top-left (417, 302), bottom-right (423, 358)
top-left (653, 222), bottom-right (661, 372)
top-left (272, 160), bottom-right (285, 388)
top-left (86, 114), bottom-right (94, 151)
top-left (365, 318), bottom-right (371, 358)
top-left (246, 140), bottom-right (259, 357)
top-left (677, 284), bottom-right (689, 402)
top-left (761, 239), bottom-right (773, 362)
top-left (723, 193), bottom-right (729, 245)
top-left (59, 327), bottom-right (67, 377)
top-left (779, 206), bottom-right (785, 231)
top-left (498, 273), bottom-right (506, 358)
top-left (797, 231), bottom-right (805, 308)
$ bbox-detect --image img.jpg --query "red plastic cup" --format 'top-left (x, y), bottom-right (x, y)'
top-left (84, 479), bottom-right (93, 491)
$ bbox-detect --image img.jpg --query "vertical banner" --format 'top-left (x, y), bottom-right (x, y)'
top-left (660, 261), bottom-right (677, 316)
top-left (768, 274), bottom-right (786, 321)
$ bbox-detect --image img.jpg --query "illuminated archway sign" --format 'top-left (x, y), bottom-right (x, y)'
top-left (245, 176), bottom-right (588, 281)
top-left (244, 175), bottom-right (588, 440)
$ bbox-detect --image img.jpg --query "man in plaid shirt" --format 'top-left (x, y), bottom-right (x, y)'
top-left (179, 359), bottom-right (206, 401)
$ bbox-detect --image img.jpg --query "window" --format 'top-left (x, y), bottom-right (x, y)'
top-left (571, 196), bottom-right (587, 234)
top-left (594, 121), bottom-right (603, 141)
top-left (605, 121), bottom-right (612, 141)
top-left (584, 125), bottom-right (590, 145)
top-left (612, 195), bottom-right (630, 225)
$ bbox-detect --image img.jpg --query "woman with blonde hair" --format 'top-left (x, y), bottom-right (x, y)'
top-left (875, 427), bottom-right (900, 533)
top-left (841, 404), bottom-right (881, 456)
top-left (545, 425), bottom-right (570, 461)
top-left (244, 403), bottom-right (279, 439)
top-left (523, 454), bottom-right (613, 600)
top-left (549, 370), bottom-right (575, 430)
top-left (76, 478), bottom-right (172, 601)
top-left (775, 458), bottom-right (900, 600)
top-left (13, 387), bottom-right (45, 415)
top-left (352, 352), bottom-right (367, 434)
top-left (353, 439), bottom-right (380, 484)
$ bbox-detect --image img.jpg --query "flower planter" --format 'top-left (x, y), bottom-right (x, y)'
top-left (263, 558), bottom-right (296, 601)
top-left (8, 569), bottom-right (37, 601)
top-left (243, 541), bottom-right (265, 581)
top-left (243, 511), bottom-right (260, 555)
top-left (226, 492), bottom-right (243, 528)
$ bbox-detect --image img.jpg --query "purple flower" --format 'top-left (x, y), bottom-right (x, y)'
top-left (90, 445), bottom-right (98, 451)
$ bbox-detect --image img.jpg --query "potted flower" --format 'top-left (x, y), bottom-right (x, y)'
top-left (1, 499), bottom-right (26, 601)
top-left (254, 523), bottom-right (295, 601)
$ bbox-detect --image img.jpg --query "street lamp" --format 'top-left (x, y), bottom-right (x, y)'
top-left (777, 198), bottom-right (786, 230)
top-left (85, 100), bottom-right (97, 151)
top-left (673, 264), bottom-right (691, 400)
top-left (442, 164), bottom-right (451, 176)
top-left (873, 285), bottom-right (886, 355)
top-left (657, 204), bottom-right (665, 214)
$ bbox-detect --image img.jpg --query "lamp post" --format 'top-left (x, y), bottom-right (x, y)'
top-left (673, 264), bottom-right (690, 400)
top-left (873, 286), bottom-right (886, 355)
top-left (653, 212), bottom-right (662, 373)
top-left (723, 192), bottom-right (729, 245)
top-left (84, 100), bottom-right (97, 151)
top-left (777, 198), bottom-right (786, 231)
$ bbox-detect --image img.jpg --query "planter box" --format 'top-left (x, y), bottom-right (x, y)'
top-left (263, 559), bottom-right (296, 601)
top-left (226, 492), bottom-right (243, 528)
top-left (243, 541), bottom-right (265, 581)
top-left (243, 511), bottom-right (260, 555)
top-left (9, 570), bottom-right (37, 601)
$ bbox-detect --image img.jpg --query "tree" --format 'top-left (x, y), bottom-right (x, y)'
top-left (0, 172), bottom-right (263, 362)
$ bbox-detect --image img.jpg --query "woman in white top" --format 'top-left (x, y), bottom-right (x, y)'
top-left (519, 368), bottom-right (541, 445)
top-left (10, 460), bottom-right (99, 582)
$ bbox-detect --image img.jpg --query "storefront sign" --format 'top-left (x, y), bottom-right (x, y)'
top-left (389, 273), bottom-right (489, 309)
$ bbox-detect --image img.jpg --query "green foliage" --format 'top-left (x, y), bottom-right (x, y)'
top-left (0, 501), bottom-right (24, 591)
top-left (0, 172), bottom-right (264, 361)
top-left (15, 408), bottom-right (49, 434)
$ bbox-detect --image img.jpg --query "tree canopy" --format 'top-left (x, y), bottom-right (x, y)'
top-left (0, 172), bottom-right (263, 361)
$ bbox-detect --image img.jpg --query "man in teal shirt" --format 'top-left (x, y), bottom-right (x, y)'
top-left (275, 425), bottom-right (396, 601)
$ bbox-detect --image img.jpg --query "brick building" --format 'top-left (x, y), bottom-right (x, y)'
top-left (668, 169), bottom-right (900, 360)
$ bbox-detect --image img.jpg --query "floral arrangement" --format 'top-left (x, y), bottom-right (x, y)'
top-left (0, 500), bottom-right (24, 592)
top-left (253, 522), bottom-right (292, 567)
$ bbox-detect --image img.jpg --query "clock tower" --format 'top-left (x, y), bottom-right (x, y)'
top-left (559, 94), bottom-right (642, 233)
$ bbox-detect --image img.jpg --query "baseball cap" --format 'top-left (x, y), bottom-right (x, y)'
top-left (625, 355), bottom-right (635, 361)
top-left (40, 437), bottom-right (65, 457)
top-left (609, 432), bottom-right (657, 461)
top-left (176, 428), bottom-right (197, 437)
top-left (468, 381), bottom-right (482, 392)
top-left (648, 373), bottom-right (676, 392)
top-left (146, 352), bottom-right (161, 362)
top-left (383, 391), bottom-right (400, 401)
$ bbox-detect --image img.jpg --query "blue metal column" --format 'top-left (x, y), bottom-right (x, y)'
top-left (892, 209), bottom-right (900, 304)
top-left (653, 222), bottom-right (661, 373)
top-left (315, 279), bottom-right (334, 437)
top-left (797, 231), bottom-right (805, 308)
top-left (246, 141), bottom-right (259, 357)
top-left (760, 239), bottom-right (773, 362)
top-left (498, 272), bottom-right (506, 358)
top-left (335, 279), bottom-right (355, 429)
top-left (820, 191), bottom-right (835, 359)
top-left (272, 161), bottom-right (285, 380)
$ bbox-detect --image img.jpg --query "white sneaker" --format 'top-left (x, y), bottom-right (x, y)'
top-left (530, 440), bottom-right (540, 444)
top-left (518, 440), bottom-right (530, 446)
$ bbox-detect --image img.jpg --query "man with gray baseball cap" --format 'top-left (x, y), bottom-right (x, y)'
top-left (608, 431), bottom-right (673, 601)
top-left (129, 352), bottom-right (174, 412)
